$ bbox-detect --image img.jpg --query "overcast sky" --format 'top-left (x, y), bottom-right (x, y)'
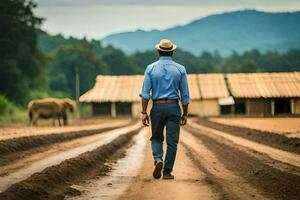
top-left (34, 0), bottom-right (300, 39)
top-left (35, 0), bottom-right (300, 6)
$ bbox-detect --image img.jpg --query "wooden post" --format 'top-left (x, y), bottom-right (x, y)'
top-left (230, 104), bottom-right (235, 115)
top-left (75, 66), bottom-right (80, 103)
top-left (291, 99), bottom-right (295, 114)
top-left (75, 66), bottom-right (80, 118)
top-left (111, 102), bottom-right (116, 118)
top-left (246, 99), bottom-right (250, 116)
top-left (271, 99), bottom-right (275, 116)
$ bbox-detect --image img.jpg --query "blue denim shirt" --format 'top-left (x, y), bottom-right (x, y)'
top-left (140, 56), bottom-right (190, 105)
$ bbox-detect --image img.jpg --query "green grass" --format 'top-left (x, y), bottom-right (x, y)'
top-left (0, 107), bottom-right (28, 125)
top-left (0, 95), bottom-right (28, 124)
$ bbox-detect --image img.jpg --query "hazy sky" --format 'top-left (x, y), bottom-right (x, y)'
top-left (34, 0), bottom-right (300, 39)
top-left (36, 0), bottom-right (300, 6)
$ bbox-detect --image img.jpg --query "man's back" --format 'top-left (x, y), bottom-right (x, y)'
top-left (141, 56), bottom-right (189, 105)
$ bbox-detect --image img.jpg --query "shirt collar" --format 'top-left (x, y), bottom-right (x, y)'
top-left (159, 56), bottom-right (173, 61)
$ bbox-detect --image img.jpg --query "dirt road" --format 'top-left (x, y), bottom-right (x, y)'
top-left (0, 118), bottom-right (299, 200)
top-left (120, 122), bottom-right (300, 200)
top-left (119, 130), bottom-right (217, 200)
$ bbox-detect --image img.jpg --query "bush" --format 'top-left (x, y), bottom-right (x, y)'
top-left (78, 103), bottom-right (92, 118)
top-left (0, 95), bottom-right (12, 114)
top-left (0, 95), bottom-right (27, 123)
top-left (30, 90), bottom-right (50, 100)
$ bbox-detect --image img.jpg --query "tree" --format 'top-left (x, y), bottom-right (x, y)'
top-left (220, 60), bottom-right (239, 73)
top-left (283, 49), bottom-right (300, 71)
top-left (0, 0), bottom-right (46, 104)
top-left (102, 45), bottom-right (137, 75)
top-left (239, 59), bottom-right (259, 73)
top-left (130, 50), bottom-right (157, 73)
top-left (261, 51), bottom-right (286, 72)
top-left (49, 43), bottom-right (109, 98)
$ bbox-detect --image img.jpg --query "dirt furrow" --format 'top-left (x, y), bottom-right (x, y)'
top-left (195, 118), bottom-right (300, 154)
top-left (0, 125), bottom-right (132, 176)
top-left (0, 123), bottom-right (141, 192)
top-left (0, 127), bottom-right (141, 200)
top-left (0, 120), bottom-right (133, 160)
top-left (181, 130), bottom-right (267, 200)
top-left (66, 128), bottom-right (148, 200)
top-left (185, 125), bottom-right (300, 200)
top-left (189, 121), bottom-right (300, 168)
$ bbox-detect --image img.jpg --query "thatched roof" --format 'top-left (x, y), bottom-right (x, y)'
top-left (226, 72), bottom-right (300, 98)
top-left (79, 75), bottom-right (143, 103)
top-left (187, 74), bottom-right (229, 99)
top-left (80, 74), bottom-right (230, 103)
top-left (197, 74), bottom-right (229, 99)
top-left (187, 74), bottom-right (201, 100)
top-left (80, 72), bottom-right (300, 103)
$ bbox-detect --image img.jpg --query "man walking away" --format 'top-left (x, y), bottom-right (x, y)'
top-left (140, 39), bottom-right (190, 180)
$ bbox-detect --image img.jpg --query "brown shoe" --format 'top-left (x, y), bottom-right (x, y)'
top-left (153, 160), bottom-right (163, 179)
top-left (163, 173), bottom-right (174, 180)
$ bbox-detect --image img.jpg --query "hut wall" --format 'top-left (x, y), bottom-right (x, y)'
top-left (189, 99), bottom-right (219, 116)
top-left (234, 99), bottom-right (246, 114)
top-left (116, 102), bottom-right (132, 115)
top-left (189, 100), bottom-right (202, 116)
top-left (246, 99), bottom-right (271, 116)
top-left (274, 98), bottom-right (291, 114)
top-left (131, 102), bottom-right (140, 117)
top-left (131, 101), bottom-right (153, 117)
top-left (293, 98), bottom-right (300, 114)
top-left (203, 99), bottom-right (220, 116)
top-left (220, 105), bottom-right (233, 114)
top-left (92, 102), bottom-right (111, 116)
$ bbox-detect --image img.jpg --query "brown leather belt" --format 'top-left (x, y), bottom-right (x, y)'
top-left (153, 99), bottom-right (178, 104)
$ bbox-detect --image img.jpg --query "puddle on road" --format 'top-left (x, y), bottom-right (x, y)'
top-left (67, 127), bottom-right (147, 200)
top-left (0, 123), bottom-right (140, 192)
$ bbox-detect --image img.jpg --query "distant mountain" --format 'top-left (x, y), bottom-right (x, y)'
top-left (101, 10), bottom-right (300, 55)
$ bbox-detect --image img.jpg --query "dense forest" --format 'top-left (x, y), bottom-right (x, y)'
top-left (39, 32), bottom-right (300, 102)
top-left (1, 0), bottom-right (300, 116)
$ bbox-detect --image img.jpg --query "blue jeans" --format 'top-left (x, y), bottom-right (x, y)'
top-left (150, 103), bottom-right (181, 174)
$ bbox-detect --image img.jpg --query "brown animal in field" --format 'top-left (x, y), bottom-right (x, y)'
top-left (59, 98), bottom-right (77, 125)
top-left (28, 98), bottom-right (76, 126)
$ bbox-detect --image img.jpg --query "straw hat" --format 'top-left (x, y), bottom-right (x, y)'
top-left (155, 39), bottom-right (177, 52)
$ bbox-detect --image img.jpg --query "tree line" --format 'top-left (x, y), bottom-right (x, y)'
top-left (1, 0), bottom-right (300, 108)
top-left (41, 34), bottom-right (300, 102)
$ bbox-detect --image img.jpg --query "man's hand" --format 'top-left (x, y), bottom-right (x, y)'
top-left (142, 113), bottom-right (150, 126)
top-left (180, 114), bottom-right (188, 126)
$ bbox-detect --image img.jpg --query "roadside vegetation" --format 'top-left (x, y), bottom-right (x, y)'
top-left (0, 96), bottom-right (27, 124)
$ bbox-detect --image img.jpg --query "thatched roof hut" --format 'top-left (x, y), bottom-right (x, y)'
top-left (79, 72), bottom-right (300, 117)
top-left (226, 72), bottom-right (300, 115)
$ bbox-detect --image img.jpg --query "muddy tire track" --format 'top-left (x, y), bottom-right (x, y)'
top-left (0, 128), bottom-right (141, 200)
top-left (196, 118), bottom-right (300, 154)
top-left (185, 125), bottom-right (300, 200)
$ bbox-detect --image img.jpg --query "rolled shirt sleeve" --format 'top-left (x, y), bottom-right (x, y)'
top-left (179, 69), bottom-right (190, 105)
top-left (140, 66), bottom-right (152, 100)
